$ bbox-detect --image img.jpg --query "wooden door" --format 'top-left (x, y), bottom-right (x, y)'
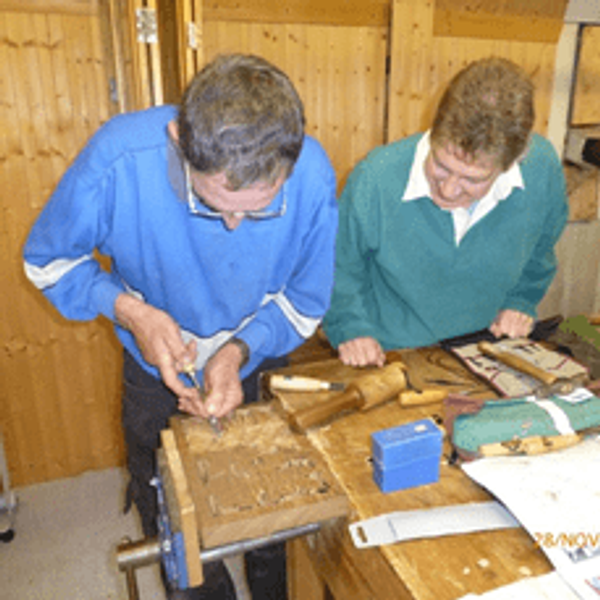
top-left (1, 0), bottom-right (124, 486)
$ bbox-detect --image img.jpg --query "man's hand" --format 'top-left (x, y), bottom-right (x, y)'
top-left (199, 342), bottom-right (247, 419)
top-left (114, 293), bottom-right (198, 405)
top-left (490, 309), bottom-right (534, 339)
top-left (338, 336), bottom-right (386, 367)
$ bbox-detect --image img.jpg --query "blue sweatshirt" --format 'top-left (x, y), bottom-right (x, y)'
top-left (323, 133), bottom-right (568, 349)
top-left (24, 106), bottom-right (338, 379)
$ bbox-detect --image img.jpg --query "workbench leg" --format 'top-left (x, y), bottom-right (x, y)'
top-left (287, 538), bottom-right (329, 600)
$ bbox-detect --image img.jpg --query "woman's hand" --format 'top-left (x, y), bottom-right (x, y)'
top-left (490, 309), bottom-right (534, 339)
top-left (337, 336), bottom-right (386, 367)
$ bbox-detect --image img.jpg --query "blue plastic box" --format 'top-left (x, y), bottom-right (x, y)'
top-left (371, 419), bottom-right (442, 493)
top-left (372, 454), bottom-right (441, 493)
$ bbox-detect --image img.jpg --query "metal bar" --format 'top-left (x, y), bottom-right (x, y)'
top-left (200, 522), bottom-right (322, 563)
top-left (117, 520), bottom-right (323, 600)
top-left (117, 521), bottom-right (322, 571)
top-left (117, 536), bottom-right (162, 571)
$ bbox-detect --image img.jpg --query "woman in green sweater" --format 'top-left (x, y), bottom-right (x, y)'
top-left (323, 57), bottom-right (568, 367)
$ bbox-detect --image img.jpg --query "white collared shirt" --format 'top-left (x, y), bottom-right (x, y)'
top-left (402, 132), bottom-right (525, 245)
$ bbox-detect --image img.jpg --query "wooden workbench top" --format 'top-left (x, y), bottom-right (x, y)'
top-left (268, 347), bottom-right (553, 600)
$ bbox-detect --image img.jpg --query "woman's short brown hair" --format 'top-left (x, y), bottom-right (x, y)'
top-left (431, 57), bottom-right (534, 170)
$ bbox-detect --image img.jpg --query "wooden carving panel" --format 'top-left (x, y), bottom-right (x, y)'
top-left (170, 405), bottom-right (348, 549)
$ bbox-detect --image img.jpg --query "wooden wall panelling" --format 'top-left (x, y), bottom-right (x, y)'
top-left (58, 8), bottom-right (118, 474)
top-left (155, 0), bottom-right (204, 104)
top-left (0, 1), bottom-right (123, 486)
top-left (103, 0), bottom-right (137, 113)
top-left (202, 0), bottom-right (390, 28)
top-left (178, 0), bottom-right (194, 89)
top-left (182, 0), bottom-right (204, 86)
top-left (571, 25), bottom-right (600, 125)
top-left (0, 0), bottom-right (97, 16)
top-left (203, 20), bottom-right (388, 189)
top-left (6, 12), bottom-right (68, 484)
top-left (142, 0), bottom-right (163, 106)
top-left (433, 0), bottom-right (568, 44)
top-left (2, 10), bottom-right (66, 485)
top-left (176, 0), bottom-right (193, 89)
top-left (565, 25), bottom-right (600, 223)
top-left (127, 0), bottom-right (163, 108)
top-left (132, 0), bottom-right (388, 184)
top-left (387, 0), bottom-right (435, 142)
top-left (387, 0), bottom-right (560, 143)
top-left (155, 0), bottom-right (184, 103)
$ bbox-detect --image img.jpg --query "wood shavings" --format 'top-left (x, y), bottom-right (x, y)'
top-left (172, 404), bottom-right (348, 548)
top-left (185, 404), bottom-right (299, 452)
top-left (229, 463), bottom-right (250, 479)
top-left (199, 446), bottom-right (336, 518)
top-left (208, 494), bottom-right (219, 517)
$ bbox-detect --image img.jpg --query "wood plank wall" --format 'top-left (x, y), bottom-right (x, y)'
top-left (202, 11), bottom-right (389, 188)
top-left (2, 0), bottom-right (599, 486)
top-left (572, 26), bottom-right (600, 125)
top-left (388, 0), bottom-right (561, 141)
top-left (127, 0), bottom-right (390, 184)
top-left (0, 0), bottom-right (124, 486)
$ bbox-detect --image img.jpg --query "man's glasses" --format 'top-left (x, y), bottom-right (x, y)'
top-left (184, 161), bottom-right (287, 221)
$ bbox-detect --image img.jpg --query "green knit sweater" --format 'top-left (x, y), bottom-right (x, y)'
top-left (323, 133), bottom-right (568, 350)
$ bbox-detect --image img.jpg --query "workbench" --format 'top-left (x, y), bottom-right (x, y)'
top-left (268, 345), bottom-right (555, 600)
top-left (117, 323), bottom-right (600, 599)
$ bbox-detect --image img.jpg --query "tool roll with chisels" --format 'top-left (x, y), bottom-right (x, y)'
top-left (444, 337), bottom-right (600, 460)
top-left (445, 389), bottom-right (600, 460)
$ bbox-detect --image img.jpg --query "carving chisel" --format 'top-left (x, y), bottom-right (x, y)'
top-left (479, 433), bottom-right (582, 457)
top-left (288, 362), bottom-right (408, 432)
top-left (398, 388), bottom-right (448, 406)
top-left (269, 374), bottom-right (345, 392)
top-left (477, 341), bottom-right (587, 397)
top-left (183, 364), bottom-right (222, 435)
top-left (397, 369), bottom-right (449, 406)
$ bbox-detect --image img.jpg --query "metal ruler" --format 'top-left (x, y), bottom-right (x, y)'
top-left (349, 501), bottom-right (519, 548)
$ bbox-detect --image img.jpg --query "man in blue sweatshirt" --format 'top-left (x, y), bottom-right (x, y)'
top-left (24, 54), bottom-right (338, 599)
top-left (323, 57), bottom-right (567, 368)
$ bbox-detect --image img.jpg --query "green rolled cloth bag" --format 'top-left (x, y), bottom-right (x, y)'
top-left (445, 391), bottom-right (600, 460)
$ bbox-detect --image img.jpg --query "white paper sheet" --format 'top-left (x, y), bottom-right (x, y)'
top-left (463, 436), bottom-right (600, 599)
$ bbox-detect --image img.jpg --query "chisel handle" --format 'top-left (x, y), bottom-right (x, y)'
top-left (398, 388), bottom-right (448, 407)
top-left (288, 363), bottom-right (407, 432)
top-left (477, 341), bottom-right (557, 386)
top-left (270, 374), bottom-right (336, 392)
top-left (352, 363), bottom-right (407, 410)
top-left (480, 433), bottom-right (582, 457)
